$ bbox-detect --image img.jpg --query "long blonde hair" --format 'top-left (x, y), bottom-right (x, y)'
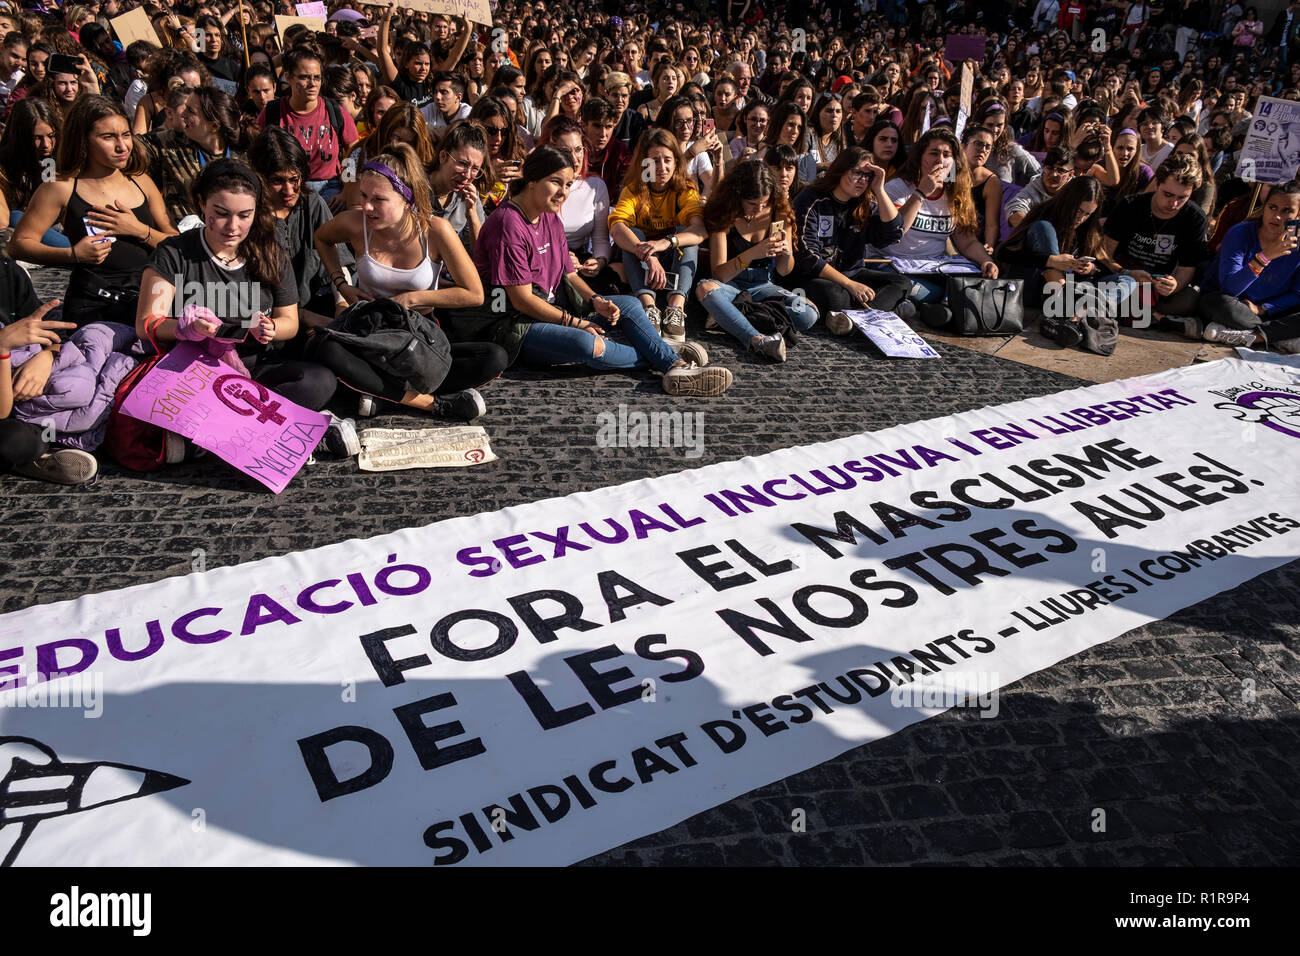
top-left (364, 142), bottom-right (436, 241)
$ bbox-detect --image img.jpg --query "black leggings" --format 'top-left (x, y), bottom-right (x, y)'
top-left (804, 267), bottom-right (913, 316)
top-left (306, 337), bottom-right (509, 401)
top-left (0, 418), bottom-right (47, 472)
top-left (248, 358), bottom-right (338, 411)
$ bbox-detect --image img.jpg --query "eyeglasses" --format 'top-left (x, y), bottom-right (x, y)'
top-left (268, 174), bottom-right (301, 187)
top-left (451, 158), bottom-right (482, 176)
top-left (969, 141), bottom-right (992, 153)
top-left (1044, 165), bottom-right (1071, 175)
top-left (844, 168), bottom-right (872, 182)
top-left (484, 124), bottom-right (508, 137)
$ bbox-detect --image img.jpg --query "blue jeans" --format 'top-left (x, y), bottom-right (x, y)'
top-left (1021, 221), bottom-right (1140, 316)
top-left (518, 294), bottom-right (679, 372)
top-left (699, 273), bottom-right (819, 344)
top-left (907, 276), bottom-right (948, 303)
top-left (10, 210), bottom-right (70, 249)
top-left (308, 178), bottom-right (343, 201)
top-left (622, 227), bottom-right (698, 301)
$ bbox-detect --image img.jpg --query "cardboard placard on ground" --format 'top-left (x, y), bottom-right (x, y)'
top-left (110, 7), bottom-right (161, 49)
top-left (274, 14), bottom-right (326, 40)
top-left (396, 0), bottom-right (493, 23)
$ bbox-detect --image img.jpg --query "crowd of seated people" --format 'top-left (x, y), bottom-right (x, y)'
top-left (2, 0), bottom-right (1299, 488)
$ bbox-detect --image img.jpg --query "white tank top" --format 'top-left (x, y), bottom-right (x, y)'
top-left (356, 217), bottom-right (439, 299)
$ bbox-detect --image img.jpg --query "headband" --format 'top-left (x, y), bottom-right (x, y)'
top-left (204, 159), bottom-right (262, 199)
top-left (1119, 127), bottom-right (1139, 137)
top-left (981, 102), bottom-right (1007, 113)
top-left (1045, 112), bottom-right (1065, 123)
top-left (362, 161), bottom-right (415, 209)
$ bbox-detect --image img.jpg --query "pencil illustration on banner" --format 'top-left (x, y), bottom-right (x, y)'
top-left (1, 736), bottom-right (190, 867)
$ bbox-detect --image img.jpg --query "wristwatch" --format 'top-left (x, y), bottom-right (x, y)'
top-left (669, 234), bottom-right (681, 253)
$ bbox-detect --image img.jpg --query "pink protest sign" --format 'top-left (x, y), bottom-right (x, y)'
top-left (120, 342), bottom-right (328, 494)
top-left (295, 2), bottom-right (327, 17)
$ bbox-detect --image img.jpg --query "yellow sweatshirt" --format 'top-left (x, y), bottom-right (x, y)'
top-left (608, 184), bottom-right (704, 238)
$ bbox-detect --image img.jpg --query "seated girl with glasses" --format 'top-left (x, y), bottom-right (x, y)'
top-left (425, 120), bottom-right (489, 255)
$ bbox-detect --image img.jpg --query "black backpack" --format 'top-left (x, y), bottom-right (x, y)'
top-left (320, 298), bottom-right (453, 395)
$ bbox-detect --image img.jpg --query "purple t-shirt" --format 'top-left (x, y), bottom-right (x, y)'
top-left (473, 201), bottom-right (573, 300)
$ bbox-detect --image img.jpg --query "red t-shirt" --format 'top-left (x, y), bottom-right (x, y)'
top-left (256, 97), bottom-right (357, 182)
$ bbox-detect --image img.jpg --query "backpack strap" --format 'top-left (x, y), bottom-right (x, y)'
top-left (265, 97), bottom-right (282, 128)
top-left (324, 97), bottom-right (344, 141)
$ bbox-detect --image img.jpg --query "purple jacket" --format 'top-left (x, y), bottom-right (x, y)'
top-left (12, 322), bottom-right (142, 451)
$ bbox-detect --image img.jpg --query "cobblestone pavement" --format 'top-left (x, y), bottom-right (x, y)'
top-left (5, 267), bottom-right (1299, 866)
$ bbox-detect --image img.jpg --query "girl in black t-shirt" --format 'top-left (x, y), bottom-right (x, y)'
top-left (134, 159), bottom-right (338, 415)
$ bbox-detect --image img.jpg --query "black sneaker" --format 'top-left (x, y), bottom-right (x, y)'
top-left (750, 333), bottom-right (787, 361)
top-left (918, 303), bottom-right (952, 329)
top-left (433, 388), bottom-right (487, 422)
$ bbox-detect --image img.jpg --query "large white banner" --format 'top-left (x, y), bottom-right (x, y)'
top-left (4, 358), bottom-right (1300, 866)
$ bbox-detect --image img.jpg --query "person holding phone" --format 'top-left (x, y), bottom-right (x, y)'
top-left (997, 177), bottom-right (1134, 346)
top-left (135, 158), bottom-right (351, 456)
top-left (1099, 152), bottom-right (1208, 331)
top-left (695, 160), bottom-right (819, 362)
top-left (1195, 181), bottom-right (1300, 349)
top-left (537, 116), bottom-right (615, 294)
top-left (789, 147), bottom-right (912, 332)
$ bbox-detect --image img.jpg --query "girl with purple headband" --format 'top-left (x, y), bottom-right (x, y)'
top-left (311, 143), bottom-right (507, 422)
top-left (974, 100), bottom-right (1039, 187)
top-left (1105, 127), bottom-right (1155, 216)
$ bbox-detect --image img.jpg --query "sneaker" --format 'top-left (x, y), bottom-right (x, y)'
top-left (894, 300), bottom-right (917, 322)
top-left (750, 332), bottom-right (787, 361)
top-left (432, 387), bottom-right (487, 421)
top-left (1168, 314), bottom-right (1204, 340)
top-left (1203, 322), bottom-right (1258, 347)
top-left (12, 448), bottom-right (98, 485)
top-left (164, 432), bottom-right (186, 464)
top-left (661, 305), bottom-right (687, 342)
top-left (320, 412), bottom-right (360, 457)
top-left (357, 394), bottom-right (377, 418)
top-left (644, 305), bottom-right (662, 334)
top-left (826, 311), bottom-right (854, 335)
top-left (662, 363), bottom-right (734, 397)
top-left (1276, 337), bottom-right (1300, 354)
top-left (669, 340), bottom-right (710, 366)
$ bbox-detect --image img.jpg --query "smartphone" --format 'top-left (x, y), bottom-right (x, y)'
top-left (768, 220), bottom-right (785, 239)
top-left (359, 25), bottom-right (377, 39)
top-left (1076, 256), bottom-right (1096, 263)
top-left (703, 117), bottom-right (715, 136)
top-left (211, 321), bottom-right (249, 343)
top-left (1288, 219), bottom-right (1300, 235)
top-left (82, 216), bottom-right (116, 244)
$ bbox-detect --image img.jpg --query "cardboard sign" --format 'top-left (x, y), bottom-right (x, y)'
top-left (843, 310), bottom-right (941, 358)
top-left (109, 7), bottom-right (161, 49)
top-left (955, 62), bottom-right (973, 139)
top-left (397, 0), bottom-right (493, 24)
top-left (944, 33), bottom-right (987, 64)
top-left (274, 14), bottom-right (326, 41)
top-left (295, 1), bottom-right (328, 16)
top-left (120, 342), bottom-right (328, 494)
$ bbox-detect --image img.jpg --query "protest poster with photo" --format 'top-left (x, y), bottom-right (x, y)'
top-left (1236, 96), bottom-right (1300, 184)
top-left (5, 358), bottom-right (1300, 866)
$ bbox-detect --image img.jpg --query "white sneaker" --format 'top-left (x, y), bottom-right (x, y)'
top-left (1203, 322), bottom-right (1257, 347)
top-left (12, 448), bottom-right (97, 485)
top-left (644, 305), bottom-right (662, 334)
top-left (164, 432), bottom-right (186, 464)
top-left (357, 394), bottom-right (377, 418)
top-left (669, 340), bottom-right (710, 366)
